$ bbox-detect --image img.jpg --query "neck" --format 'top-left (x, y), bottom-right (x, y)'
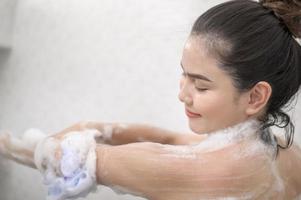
top-left (207, 118), bottom-right (262, 139)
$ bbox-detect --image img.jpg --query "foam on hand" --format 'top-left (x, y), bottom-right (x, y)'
top-left (34, 129), bottom-right (100, 200)
top-left (0, 129), bottom-right (47, 168)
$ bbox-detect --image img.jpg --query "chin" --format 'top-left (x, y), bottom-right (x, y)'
top-left (188, 120), bottom-right (207, 134)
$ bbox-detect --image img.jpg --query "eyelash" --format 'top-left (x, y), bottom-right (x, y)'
top-left (196, 88), bottom-right (208, 92)
top-left (181, 73), bottom-right (208, 92)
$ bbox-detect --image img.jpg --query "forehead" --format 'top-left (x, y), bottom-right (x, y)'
top-left (181, 37), bottom-right (231, 84)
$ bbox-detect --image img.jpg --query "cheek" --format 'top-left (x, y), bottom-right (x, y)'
top-left (194, 92), bottom-right (233, 115)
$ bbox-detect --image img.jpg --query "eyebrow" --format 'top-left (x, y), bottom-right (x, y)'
top-left (180, 62), bottom-right (212, 82)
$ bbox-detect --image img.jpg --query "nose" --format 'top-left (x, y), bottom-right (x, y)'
top-left (178, 76), bottom-right (193, 106)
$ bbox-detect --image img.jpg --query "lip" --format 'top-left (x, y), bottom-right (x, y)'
top-left (185, 109), bottom-right (201, 118)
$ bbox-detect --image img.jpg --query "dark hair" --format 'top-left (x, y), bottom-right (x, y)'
top-left (190, 0), bottom-right (301, 153)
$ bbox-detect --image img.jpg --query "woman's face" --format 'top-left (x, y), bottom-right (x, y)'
top-left (178, 36), bottom-right (251, 134)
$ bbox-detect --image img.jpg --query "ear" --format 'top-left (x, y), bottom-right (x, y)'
top-left (245, 81), bottom-right (272, 116)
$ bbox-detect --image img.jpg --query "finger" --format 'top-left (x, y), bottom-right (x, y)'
top-left (0, 132), bottom-right (36, 168)
top-left (0, 132), bottom-right (10, 154)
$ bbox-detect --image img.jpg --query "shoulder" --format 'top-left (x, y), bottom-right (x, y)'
top-left (192, 139), bottom-right (273, 177)
top-left (172, 132), bottom-right (207, 145)
top-left (276, 143), bottom-right (301, 192)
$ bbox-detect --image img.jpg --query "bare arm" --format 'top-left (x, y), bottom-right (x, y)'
top-left (95, 141), bottom-right (273, 200)
top-left (96, 142), bottom-right (202, 200)
top-left (0, 122), bottom-right (205, 170)
top-left (55, 121), bottom-right (206, 145)
top-left (1, 127), bottom-right (280, 199)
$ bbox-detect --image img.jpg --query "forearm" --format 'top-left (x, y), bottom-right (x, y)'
top-left (105, 123), bottom-right (181, 145)
top-left (58, 121), bottom-right (188, 145)
top-left (105, 123), bottom-right (206, 145)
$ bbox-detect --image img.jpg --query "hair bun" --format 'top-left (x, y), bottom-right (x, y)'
top-left (259, 0), bottom-right (301, 38)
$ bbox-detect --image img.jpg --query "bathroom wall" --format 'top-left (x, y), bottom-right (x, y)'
top-left (0, 0), bottom-right (18, 47)
top-left (0, 0), bottom-right (300, 199)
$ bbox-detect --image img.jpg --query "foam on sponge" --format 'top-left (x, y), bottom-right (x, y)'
top-left (34, 129), bottom-right (100, 200)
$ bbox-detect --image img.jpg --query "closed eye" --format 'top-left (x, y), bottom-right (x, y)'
top-left (182, 72), bottom-right (208, 92)
top-left (196, 88), bottom-right (208, 92)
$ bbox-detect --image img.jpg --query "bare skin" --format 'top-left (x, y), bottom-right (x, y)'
top-left (0, 132), bottom-right (36, 168)
top-left (70, 121), bottom-right (301, 200)
top-left (1, 121), bottom-right (300, 199)
top-left (1, 34), bottom-right (300, 200)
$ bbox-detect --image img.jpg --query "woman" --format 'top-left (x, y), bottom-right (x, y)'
top-left (1, 0), bottom-right (301, 199)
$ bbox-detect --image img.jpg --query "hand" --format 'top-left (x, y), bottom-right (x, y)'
top-left (34, 128), bottom-right (101, 200)
top-left (50, 121), bottom-right (112, 144)
top-left (0, 129), bottom-right (46, 168)
top-left (0, 127), bottom-right (102, 199)
top-left (0, 132), bottom-right (11, 159)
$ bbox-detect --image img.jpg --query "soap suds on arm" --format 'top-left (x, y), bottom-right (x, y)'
top-left (96, 140), bottom-right (280, 200)
top-left (95, 119), bottom-right (283, 200)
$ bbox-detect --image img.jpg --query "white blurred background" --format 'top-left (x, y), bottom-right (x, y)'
top-left (0, 0), bottom-right (300, 199)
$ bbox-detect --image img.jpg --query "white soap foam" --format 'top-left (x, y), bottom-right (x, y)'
top-left (22, 129), bottom-right (46, 147)
top-left (157, 119), bottom-right (284, 199)
top-left (0, 130), bottom-right (45, 168)
top-left (114, 123), bottom-right (129, 134)
top-left (270, 162), bottom-right (285, 193)
top-left (160, 119), bottom-right (263, 158)
top-left (34, 129), bottom-right (99, 200)
top-left (99, 123), bottom-right (129, 142)
top-left (137, 136), bottom-right (148, 142)
top-left (193, 119), bottom-right (262, 151)
top-left (102, 125), bottom-right (114, 141)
